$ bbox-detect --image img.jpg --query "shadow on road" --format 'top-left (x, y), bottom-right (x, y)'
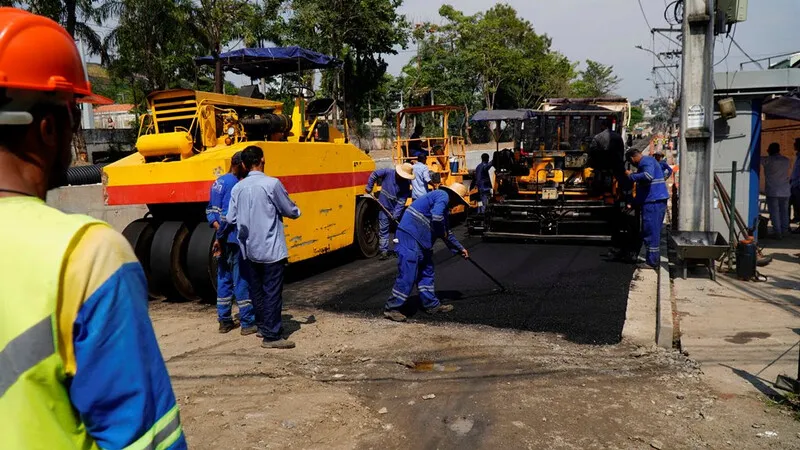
top-left (313, 238), bottom-right (635, 346)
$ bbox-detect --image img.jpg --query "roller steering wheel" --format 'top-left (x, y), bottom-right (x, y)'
top-left (287, 84), bottom-right (316, 100)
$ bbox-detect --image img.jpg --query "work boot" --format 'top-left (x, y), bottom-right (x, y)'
top-left (261, 338), bottom-right (296, 349)
top-left (635, 263), bottom-right (657, 271)
top-left (378, 251), bottom-right (390, 260)
top-left (218, 320), bottom-right (239, 334)
top-left (383, 310), bottom-right (407, 322)
top-left (241, 326), bottom-right (258, 336)
top-left (425, 304), bottom-right (454, 314)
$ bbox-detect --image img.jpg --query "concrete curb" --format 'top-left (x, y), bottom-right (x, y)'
top-left (622, 266), bottom-right (658, 346)
top-left (656, 256), bottom-right (674, 349)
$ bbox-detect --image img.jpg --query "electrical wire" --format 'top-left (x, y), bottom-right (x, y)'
top-left (664, 1), bottom-right (680, 26)
top-left (731, 36), bottom-right (764, 70)
top-left (714, 23), bottom-right (736, 67)
top-left (637, 0), bottom-right (652, 32)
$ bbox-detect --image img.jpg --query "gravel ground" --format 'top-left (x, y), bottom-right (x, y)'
top-left (151, 234), bottom-right (800, 449)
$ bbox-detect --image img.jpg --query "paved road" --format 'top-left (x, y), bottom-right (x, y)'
top-left (283, 231), bottom-right (636, 345)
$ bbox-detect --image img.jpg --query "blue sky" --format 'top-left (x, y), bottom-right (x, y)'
top-left (387, 0), bottom-right (800, 100)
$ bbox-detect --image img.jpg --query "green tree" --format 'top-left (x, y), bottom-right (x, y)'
top-left (277, 0), bottom-right (409, 124)
top-left (570, 59), bottom-right (621, 97)
top-left (405, 4), bottom-right (575, 113)
top-left (102, 0), bottom-right (203, 107)
top-left (189, 0), bottom-right (273, 93)
top-left (630, 106), bottom-right (644, 127)
top-left (5, 0), bottom-right (105, 56)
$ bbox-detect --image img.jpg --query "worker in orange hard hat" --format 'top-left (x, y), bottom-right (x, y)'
top-left (0, 8), bottom-right (186, 449)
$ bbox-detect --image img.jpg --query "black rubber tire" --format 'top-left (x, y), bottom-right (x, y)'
top-left (66, 164), bottom-right (107, 186)
top-left (150, 221), bottom-right (198, 301)
top-left (354, 200), bottom-right (379, 258)
top-left (186, 223), bottom-right (218, 304)
top-left (122, 218), bottom-right (163, 299)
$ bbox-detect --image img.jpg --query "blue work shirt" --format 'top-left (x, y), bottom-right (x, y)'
top-left (398, 190), bottom-right (464, 253)
top-left (411, 162), bottom-right (432, 200)
top-left (228, 171), bottom-right (301, 264)
top-left (472, 161), bottom-right (493, 192)
top-left (365, 167), bottom-right (412, 209)
top-left (629, 156), bottom-right (670, 204)
top-left (206, 173), bottom-right (239, 243)
top-left (658, 159), bottom-right (673, 180)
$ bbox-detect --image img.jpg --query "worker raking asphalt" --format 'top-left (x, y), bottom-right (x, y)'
top-left (290, 232), bottom-right (636, 345)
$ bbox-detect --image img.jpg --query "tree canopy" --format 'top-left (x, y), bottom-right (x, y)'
top-left (401, 4), bottom-right (576, 113)
top-left (570, 59), bottom-right (622, 97)
top-left (2, 1), bottom-right (625, 129)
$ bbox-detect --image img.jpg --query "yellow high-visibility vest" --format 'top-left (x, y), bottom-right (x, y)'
top-left (0, 196), bottom-right (101, 449)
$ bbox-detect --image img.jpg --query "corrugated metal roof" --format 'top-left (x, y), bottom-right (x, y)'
top-left (93, 104), bottom-right (134, 114)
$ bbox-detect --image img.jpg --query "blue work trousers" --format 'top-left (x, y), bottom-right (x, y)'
top-left (641, 200), bottom-right (668, 267)
top-left (217, 243), bottom-right (254, 327)
top-left (766, 196), bottom-right (790, 234)
top-left (246, 259), bottom-right (287, 342)
top-left (385, 230), bottom-right (440, 311)
top-left (476, 189), bottom-right (491, 214)
top-left (379, 200), bottom-right (404, 252)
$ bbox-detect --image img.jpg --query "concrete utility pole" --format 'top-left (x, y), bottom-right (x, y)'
top-left (678, 0), bottom-right (716, 232)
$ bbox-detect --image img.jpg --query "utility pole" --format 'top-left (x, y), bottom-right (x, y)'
top-left (678, 0), bottom-right (715, 232)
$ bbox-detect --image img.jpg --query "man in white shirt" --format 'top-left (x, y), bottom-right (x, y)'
top-left (763, 142), bottom-right (791, 237)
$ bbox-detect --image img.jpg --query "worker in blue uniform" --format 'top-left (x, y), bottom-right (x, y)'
top-left (626, 149), bottom-right (670, 269)
top-left (365, 163), bottom-right (415, 259)
top-left (384, 183), bottom-right (470, 322)
top-left (654, 151), bottom-right (673, 180)
top-left (206, 151), bottom-right (255, 334)
top-left (470, 153), bottom-right (493, 214)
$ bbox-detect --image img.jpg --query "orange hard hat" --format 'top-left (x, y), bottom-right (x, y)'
top-left (0, 8), bottom-right (111, 105)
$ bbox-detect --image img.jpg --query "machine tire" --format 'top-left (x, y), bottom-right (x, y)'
top-left (354, 199), bottom-right (379, 258)
top-left (122, 218), bottom-right (163, 299)
top-left (150, 221), bottom-right (198, 301)
top-left (186, 223), bottom-right (218, 304)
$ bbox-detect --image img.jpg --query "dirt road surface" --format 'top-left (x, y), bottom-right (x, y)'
top-left (152, 235), bottom-right (800, 449)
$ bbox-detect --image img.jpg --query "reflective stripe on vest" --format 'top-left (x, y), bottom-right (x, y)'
top-left (0, 317), bottom-right (53, 396)
top-left (0, 196), bottom-right (102, 449)
top-left (125, 404), bottom-right (182, 450)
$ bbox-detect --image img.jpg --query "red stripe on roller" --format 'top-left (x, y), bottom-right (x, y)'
top-left (106, 170), bottom-right (374, 205)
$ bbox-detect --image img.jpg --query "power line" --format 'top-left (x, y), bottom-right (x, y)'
top-left (637, 0), bottom-right (653, 31)
top-left (714, 32), bottom-right (735, 67)
top-left (730, 36), bottom-right (764, 69)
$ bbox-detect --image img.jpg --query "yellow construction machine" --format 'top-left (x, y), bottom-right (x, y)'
top-left (103, 47), bottom-right (379, 301)
top-left (469, 98), bottom-right (631, 240)
top-left (393, 105), bottom-right (472, 212)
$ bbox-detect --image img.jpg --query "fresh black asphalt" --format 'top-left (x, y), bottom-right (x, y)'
top-left (284, 233), bottom-right (636, 345)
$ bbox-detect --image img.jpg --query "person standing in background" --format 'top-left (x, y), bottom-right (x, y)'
top-left (470, 153), bottom-right (493, 214)
top-left (228, 146), bottom-right (301, 349)
top-left (625, 149), bottom-right (669, 269)
top-left (763, 142), bottom-right (791, 238)
top-left (206, 151), bottom-right (256, 334)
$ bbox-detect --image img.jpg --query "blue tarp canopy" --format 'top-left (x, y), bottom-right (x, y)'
top-left (470, 109), bottom-right (535, 122)
top-left (195, 47), bottom-right (343, 78)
